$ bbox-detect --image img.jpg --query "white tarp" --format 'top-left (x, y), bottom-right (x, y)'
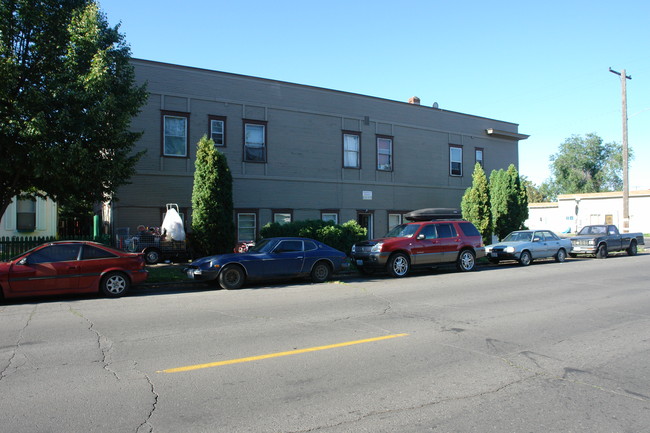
top-left (161, 207), bottom-right (186, 241)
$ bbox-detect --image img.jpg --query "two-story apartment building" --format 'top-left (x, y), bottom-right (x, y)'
top-left (107, 59), bottom-right (528, 242)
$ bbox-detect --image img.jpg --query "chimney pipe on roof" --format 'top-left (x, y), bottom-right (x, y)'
top-left (408, 96), bottom-right (421, 105)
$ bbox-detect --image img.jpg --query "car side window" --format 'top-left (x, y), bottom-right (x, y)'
top-left (533, 232), bottom-right (544, 242)
top-left (275, 240), bottom-right (303, 253)
top-left (419, 225), bottom-right (436, 239)
top-left (28, 245), bottom-right (81, 264)
top-left (543, 231), bottom-right (558, 240)
top-left (81, 245), bottom-right (118, 260)
top-left (436, 223), bottom-right (457, 239)
top-left (304, 241), bottom-right (317, 251)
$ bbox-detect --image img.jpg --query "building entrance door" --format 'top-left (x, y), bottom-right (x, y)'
top-left (357, 212), bottom-right (373, 239)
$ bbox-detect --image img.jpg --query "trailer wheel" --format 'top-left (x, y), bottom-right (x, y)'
top-left (144, 248), bottom-right (161, 264)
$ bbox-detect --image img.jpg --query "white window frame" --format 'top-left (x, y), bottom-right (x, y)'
top-left (377, 136), bottom-right (393, 171)
top-left (450, 146), bottom-right (463, 176)
top-left (273, 213), bottom-right (292, 224)
top-left (237, 213), bottom-right (257, 242)
top-left (343, 132), bottom-right (360, 168)
top-left (475, 148), bottom-right (484, 167)
top-left (244, 121), bottom-right (266, 162)
top-left (388, 213), bottom-right (402, 231)
top-left (321, 213), bottom-right (338, 224)
top-left (209, 116), bottom-right (226, 147)
top-left (163, 114), bottom-right (188, 157)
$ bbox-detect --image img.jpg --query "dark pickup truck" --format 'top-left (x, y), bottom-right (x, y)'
top-left (569, 224), bottom-right (644, 259)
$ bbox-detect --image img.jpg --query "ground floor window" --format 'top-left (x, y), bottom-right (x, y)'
top-left (273, 211), bottom-right (292, 224)
top-left (321, 211), bottom-right (338, 224)
top-left (237, 212), bottom-right (257, 242)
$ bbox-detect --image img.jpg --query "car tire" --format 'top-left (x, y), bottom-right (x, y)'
top-left (311, 261), bottom-right (331, 283)
top-left (144, 248), bottom-right (161, 265)
top-left (555, 248), bottom-right (567, 263)
top-left (387, 253), bottom-right (410, 278)
top-left (518, 250), bottom-right (532, 266)
top-left (627, 240), bottom-right (638, 256)
top-left (218, 265), bottom-right (245, 290)
top-left (100, 272), bottom-right (130, 297)
top-left (596, 244), bottom-right (608, 259)
top-left (456, 249), bottom-right (476, 272)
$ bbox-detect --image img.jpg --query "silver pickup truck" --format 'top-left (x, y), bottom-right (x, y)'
top-left (569, 224), bottom-right (644, 258)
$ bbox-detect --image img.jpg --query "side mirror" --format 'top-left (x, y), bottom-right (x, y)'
top-left (533, 237), bottom-right (541, 242)
top-left (417, 234), bottom-right (425, 240)
top-left (18, 257), bottom-right (28, 265)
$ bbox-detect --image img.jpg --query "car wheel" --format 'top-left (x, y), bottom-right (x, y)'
top-left (596, 244), bottom-right (608, 259)
top-left (100, 272), bottom-right (130, 297)
top-left (627, 240), bottom-right (638, 256)
top-left (311, 261), bottom-right (331, 283)
top-left (455, 249), bottom-right (475, 272)
top-left (518, 250), bottom-right (532, 266)
top-left (387, 253), bottom-right (410, 278)
top-left (555, 248), bottom-right (567, 263)
top-left (144, 248), bottom-right (161, 265)
top-left (218, 265), bottom-right (245, 290)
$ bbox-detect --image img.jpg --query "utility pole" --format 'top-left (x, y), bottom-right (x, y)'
top-left (609, 67), bottom-right (631, 233)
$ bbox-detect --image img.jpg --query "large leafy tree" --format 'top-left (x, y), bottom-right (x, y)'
top-left (490, 164), bottom-right (528, 240)
top-left (191, 136), bottom-right (235, 256)
top-left (0, 0), bottom-right (147, 218)
top-left (461, 163), bottom-right (492, 245)
top-left (549, 133), bottom-right (629, 195)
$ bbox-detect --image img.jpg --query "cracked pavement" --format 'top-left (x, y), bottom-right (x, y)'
top-left (1, 255), bottom-right (649, 432)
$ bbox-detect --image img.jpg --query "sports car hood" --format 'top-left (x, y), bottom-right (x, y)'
top-left (191, 252), bottom-right (258, 267)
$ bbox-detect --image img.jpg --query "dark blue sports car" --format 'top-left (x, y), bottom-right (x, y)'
top-left (185, 237), bottom-right (349, 289)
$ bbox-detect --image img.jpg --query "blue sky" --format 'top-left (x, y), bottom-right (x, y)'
top-left (99, 0), bottom-right (650, 189)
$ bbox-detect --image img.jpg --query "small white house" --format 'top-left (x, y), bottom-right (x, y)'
top-left (0, 196), bottom-right (58, 238)
top-left (526, 190), bottom-right (650, 234)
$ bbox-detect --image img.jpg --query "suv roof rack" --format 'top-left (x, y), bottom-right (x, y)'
top-left (404, 208), bottom-right (462, 222)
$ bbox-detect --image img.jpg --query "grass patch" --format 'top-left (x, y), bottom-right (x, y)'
top-left (146, 265), bottom-right (187, 283)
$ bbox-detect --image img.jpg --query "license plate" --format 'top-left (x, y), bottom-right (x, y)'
top-left (490, 252), bottom-right (498, 257)
top-left (573, 247), bottom-right (582, 251)
top-left (356, 259), bottom-right (364, 266)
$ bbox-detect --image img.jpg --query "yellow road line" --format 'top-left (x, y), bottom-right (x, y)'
top-left (158, 333), bottom-right (409, 374)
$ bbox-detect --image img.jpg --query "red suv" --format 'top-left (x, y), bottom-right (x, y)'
top-left (351, 219), bottom-right (485, 277)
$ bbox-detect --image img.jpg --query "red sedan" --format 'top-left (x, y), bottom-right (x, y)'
top-left (0, 241), bottom-right (148, 299)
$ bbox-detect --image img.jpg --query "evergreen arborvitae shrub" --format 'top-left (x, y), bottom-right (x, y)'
top-left (191, 135), bottom-right (235, 256)
top-left (461, 163), bottom-right (492, 245)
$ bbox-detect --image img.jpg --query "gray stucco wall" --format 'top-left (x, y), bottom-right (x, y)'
top-left (112, 59), bottom-right (524, 241)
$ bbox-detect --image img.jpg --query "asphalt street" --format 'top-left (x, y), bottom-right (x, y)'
top-left (1, 253), bottom-right (649, 432)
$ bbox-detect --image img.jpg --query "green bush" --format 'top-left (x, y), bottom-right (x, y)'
top-left (260, 219), bottom-right (366, 253)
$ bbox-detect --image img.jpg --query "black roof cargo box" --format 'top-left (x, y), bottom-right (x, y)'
top-left (404, 208), bottom-right (462, 221)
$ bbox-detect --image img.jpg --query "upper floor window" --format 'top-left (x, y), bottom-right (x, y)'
top-left (209, 115), bottom-right (226, 147)
top-left (377, 136), bottom-right (393, 171)
top-left (244, 120), bottom-right (267, 162)
top-left (16, 198), bottom-right (36, 232)
top-left (343, 132), bottom-right (360, 168)
top-left (162, 111), bottom-right (189, 157)
top-left (449, 145), bottom-right (463, 176)
top-left (475, 148), bottom-right (484, 168)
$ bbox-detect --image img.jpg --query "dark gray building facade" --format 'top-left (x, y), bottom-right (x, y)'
top-left (108, 59), bottom-right (528, 241)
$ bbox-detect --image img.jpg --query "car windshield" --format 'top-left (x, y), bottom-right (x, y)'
top-left (384, 224), bottom-right (420, 238)
top-left (248, 239), bottom-right (275, 253)
top-left (578, 226), bottom-right (606, 235)
top-left (502, 232), bottom-right (533, 242)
